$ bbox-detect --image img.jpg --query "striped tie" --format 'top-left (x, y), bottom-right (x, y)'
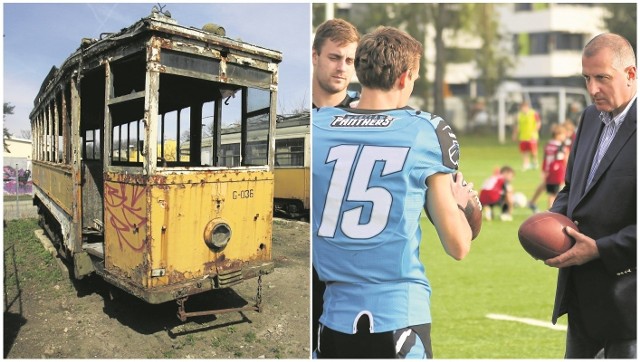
top-left (586, 112), bottom-right (616, 187)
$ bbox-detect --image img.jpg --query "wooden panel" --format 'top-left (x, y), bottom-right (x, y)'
top-left (32, 161), bottom-right (74, 215)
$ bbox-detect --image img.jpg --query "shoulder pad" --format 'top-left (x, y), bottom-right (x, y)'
top-left (434, 117), bottom-right (460, 170)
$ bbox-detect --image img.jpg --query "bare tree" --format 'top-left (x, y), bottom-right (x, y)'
top-left (20, 129), bottom-right (32, 140)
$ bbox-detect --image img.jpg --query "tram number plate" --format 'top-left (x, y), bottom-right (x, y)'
top-left (233, 189), bottom-right (254, 199)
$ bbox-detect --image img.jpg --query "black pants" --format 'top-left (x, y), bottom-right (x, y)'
top-left (316, 315), bottom-right (432, 359)
top-left (312, 267), bottom-right (325, 352)
top-left (565, 310), bottom-right (636, 358)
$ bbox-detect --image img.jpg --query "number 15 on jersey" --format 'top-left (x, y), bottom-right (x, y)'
top-left (317, 144), bottom-right (410, 240)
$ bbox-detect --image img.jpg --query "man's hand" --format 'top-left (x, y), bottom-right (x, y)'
top-left (544, 227), bottom-right (600, 268)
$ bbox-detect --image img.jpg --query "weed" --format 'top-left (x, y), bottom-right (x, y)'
top-left (184, 334), bottom-right (196, 347)
top-left (243, 331), bottom-right (256, 343)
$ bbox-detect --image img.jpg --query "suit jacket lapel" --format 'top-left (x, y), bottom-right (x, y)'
top-left (582, 100), bottom-right (637, 197)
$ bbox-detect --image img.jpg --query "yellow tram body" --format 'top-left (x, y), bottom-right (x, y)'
top-left (274, 168), bottom-right (309, 207)
top-left (28, 10), bottom-right (282, 316)
top-left (101, 171), bottom-right (273, 303)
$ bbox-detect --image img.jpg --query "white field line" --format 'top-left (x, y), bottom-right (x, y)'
top-left (486, 313), bottom-right (567, 331)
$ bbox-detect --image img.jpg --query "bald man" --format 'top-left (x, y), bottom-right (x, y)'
top-left (545, 33), bottom-right (637, 359)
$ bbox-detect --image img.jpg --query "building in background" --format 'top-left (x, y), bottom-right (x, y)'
top-left (319, 3), bottom-right (616, 134)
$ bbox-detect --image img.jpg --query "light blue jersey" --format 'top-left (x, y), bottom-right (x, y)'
top-left (312, 106), bottom-right (459, 334)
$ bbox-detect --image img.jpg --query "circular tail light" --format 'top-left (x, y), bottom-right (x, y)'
top-left (204, 219), bottom-right (232, 252)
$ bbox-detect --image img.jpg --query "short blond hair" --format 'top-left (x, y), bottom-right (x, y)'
top-left (313, 18), bottom-right (360, 54)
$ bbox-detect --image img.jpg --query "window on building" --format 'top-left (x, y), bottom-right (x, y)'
top-left (530, 33), bottom-right (550, 55)
top-left (554, 33), bottom-right (584, 51)
top-left (515, 3), bottom-right (533, 11)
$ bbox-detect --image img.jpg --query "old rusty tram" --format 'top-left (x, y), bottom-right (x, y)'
top-left (29, 10), bottom-right (282, 320)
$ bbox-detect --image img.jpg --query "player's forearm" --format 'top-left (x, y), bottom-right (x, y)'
top-left (427, 174), bottom-right (472, 260)
top-left (438, 209), bottom-right (472, 260)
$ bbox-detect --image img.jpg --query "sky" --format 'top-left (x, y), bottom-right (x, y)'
top-left (2, 2), bottom-right (311, 136)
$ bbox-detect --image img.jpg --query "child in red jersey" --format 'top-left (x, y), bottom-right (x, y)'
top-left (528, 123), bottom-right (569, 210)
top-left (479, 166), bottom-right (515, 221)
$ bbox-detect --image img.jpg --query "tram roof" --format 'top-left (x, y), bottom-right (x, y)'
top-left (31, 10), bottom-right (283, 118)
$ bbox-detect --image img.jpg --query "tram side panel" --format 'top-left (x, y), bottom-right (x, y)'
top-left (103, 175), bottom-right (149, 289)
top-left (274, 167), bottom-right (310, 212)
top-left (32, 163), bottom-right (74, 216)
top-left (101, 170), bottom-right (273, 303)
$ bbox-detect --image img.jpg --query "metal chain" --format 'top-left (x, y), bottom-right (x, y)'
top-left (256, 274), bottom-right (263, 311)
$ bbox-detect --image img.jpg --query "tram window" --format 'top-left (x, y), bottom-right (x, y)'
top-left (245, 88), bottom-right (271, 166)
top-left (55, 94), bottom-right (63, 163)
top-left (178, 108), bottom-right (191, 163)
top-left (158, 111), bottom-right (179, 165)
top-left (155, 73), bottom-right (273, 168)
top-left (111, 53), bottom-right (146, 98)
top-left (275, 138), bottom-right (304, 167)
top-left (84, 129), bottom-right (101, 160)
top-left (221, 91), bottom-right (242, 166)
top-left (221, 91), bottom-right (241, 133)
top-left (64, 85), bottom-right (72, 164)
top-left (111, 120), bottom-right (143, 164)
top-left (112, 124), bottom-right (123, 162)
top-left (220, 143), bottom-right (240, 167)
top-left (128, 120), bottom-right (142, 163)
top-left (201, 101), bottom-right (215, 166)
top-left (245, 140), bottom-right (268, 166)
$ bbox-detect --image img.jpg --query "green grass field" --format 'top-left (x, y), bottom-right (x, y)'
top-left (420, 134), bottom-right (567, 358)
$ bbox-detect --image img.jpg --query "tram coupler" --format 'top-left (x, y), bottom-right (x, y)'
top-left (176, 274), bottom-right (264, 322)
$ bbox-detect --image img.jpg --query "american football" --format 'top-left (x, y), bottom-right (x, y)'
top-left (460, 191), bottom-right (483, 240)
top-left (518, 211), bottom-right (578, 260)
top-left (454, 173), bottom-right (483, 240)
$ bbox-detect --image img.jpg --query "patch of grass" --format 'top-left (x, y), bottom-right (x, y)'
top-left (419, 134), bottom-right (566, 358)
top-left (210, 336), bottom-right (222, 348)
top-left (184, 334), bottom-right (196, 347)
top-left (270, 346), bottom-right (283, 359)
top-left (161, 350), bottom-right (177, 358)
top-left (243, 331), bottom-right (256, 343)
top-left (3, 218), bottom-right (65, 291)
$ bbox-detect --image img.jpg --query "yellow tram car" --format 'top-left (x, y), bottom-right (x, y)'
top-left (29, 10), bottom-right (282, 320)
top-left (272, 112), bottom-right (310, 218)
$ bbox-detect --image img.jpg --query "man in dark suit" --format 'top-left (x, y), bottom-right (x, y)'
top-left (545, 33), bottom-right (636, 358)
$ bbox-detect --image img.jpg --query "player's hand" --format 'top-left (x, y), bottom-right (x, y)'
top-left (544, 227), bottom-right (600, 268)
top-left (450, 172), bottom-right (477, 208)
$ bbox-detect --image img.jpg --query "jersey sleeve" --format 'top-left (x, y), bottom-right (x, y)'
top-left (415, 112), bottom-right (459, 186)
